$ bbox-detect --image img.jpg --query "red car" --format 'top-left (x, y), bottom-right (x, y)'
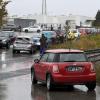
top-left (31, 49), bottom-right (96, 91)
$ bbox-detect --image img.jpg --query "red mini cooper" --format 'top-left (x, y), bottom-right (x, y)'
top-left (31, 49), bottom-right (96, 91)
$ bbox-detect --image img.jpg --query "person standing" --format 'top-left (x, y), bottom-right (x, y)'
top-left (40, 34), bottom-right (47, 55)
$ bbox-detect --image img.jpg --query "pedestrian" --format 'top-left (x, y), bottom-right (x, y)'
top-left (40, 34), bottom-right (47, 55)
top-left (51, 25), bottom-right (53, 31)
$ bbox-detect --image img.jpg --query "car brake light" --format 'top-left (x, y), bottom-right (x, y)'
top-left (90, 64), bottom-right (95, 72)
top-left (52, 65), bottom-right (59, 73)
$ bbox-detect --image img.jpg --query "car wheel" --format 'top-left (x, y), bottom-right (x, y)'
top-left (30, 48), bottom-right (35, 54)
top-left (85, 82), bottom-right (96, 91)
top-left (17, 50), bottom-right (20, 53)
top-left (46, 74), bottom-right (53, 91)
top-left (37, 30), bottom-right (40, 33)
top-left (31, 68), bottom-right (37, 84)
top-left (6, 43), bottom-right (10, 49)
top-left (25, 29), bottom-right (28, 33)
top-left (13, 49), bottom-right (16, 54)
top-left (67, 85), bottom-right (74, 90)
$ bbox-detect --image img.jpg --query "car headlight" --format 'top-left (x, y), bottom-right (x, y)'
top-left (2, 40), bottom-right (7, 44)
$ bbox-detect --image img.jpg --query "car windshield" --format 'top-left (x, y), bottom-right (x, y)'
top-left (15, 37), bottom-right (31, 44)
top-left (33, 38), bottom-right (40, 43)
top-left (59, 52), bottom-right (87, 62)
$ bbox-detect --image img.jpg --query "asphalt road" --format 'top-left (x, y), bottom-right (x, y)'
top-left (0, 37), bottom-right (100, 100)
top-left (0, 75), bottom-right (100, 100)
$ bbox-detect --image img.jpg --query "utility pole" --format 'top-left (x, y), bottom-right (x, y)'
top-left (42, 0), bottom-right (47, 15)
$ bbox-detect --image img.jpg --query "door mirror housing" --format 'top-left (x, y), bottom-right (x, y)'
top-left (34, 59), bottom-right (39, 63)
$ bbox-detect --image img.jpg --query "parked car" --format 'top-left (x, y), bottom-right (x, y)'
top-left (22, 25), bottom-right (42, 33)
top-left (2, 24), bottom-right (19, 31)
top-left (0, 31), bottom-right (16, 49)
top-left (67, 29), bottom-right (80, 40)
top-left (12, 36), bottom-right (36, 54)
top-left (31, 49), bottom-right (96, 91)
top-left (42, 31), bottom-right (57, 44)
top-left (33, 37), bottom-right (40, 49)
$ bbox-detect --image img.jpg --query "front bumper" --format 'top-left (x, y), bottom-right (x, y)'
top-left (0, 42), bottom-right (7, 47)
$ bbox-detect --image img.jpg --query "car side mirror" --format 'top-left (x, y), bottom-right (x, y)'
top-left (34, 59), bottom-right (39, 63)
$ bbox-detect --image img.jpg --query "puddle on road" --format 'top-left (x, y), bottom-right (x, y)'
top-left (0, 75), bottom-right (100, 100)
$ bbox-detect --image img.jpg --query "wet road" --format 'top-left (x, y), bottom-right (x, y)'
top-left (0, 75), bottom-right (100, 100)
top-left (0, 34), bottom-right (100, 100)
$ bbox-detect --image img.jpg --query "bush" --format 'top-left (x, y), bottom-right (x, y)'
top-left (49, 34), bottom-right (100, 50)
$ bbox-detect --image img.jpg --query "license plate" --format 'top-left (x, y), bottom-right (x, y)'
top-left (67, 66), bottom-right (82, 72)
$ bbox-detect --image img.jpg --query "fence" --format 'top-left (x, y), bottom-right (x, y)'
top-left (85, 49), bottom-right (100, 62)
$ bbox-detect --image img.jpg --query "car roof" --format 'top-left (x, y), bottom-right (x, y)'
top-left (33, 37), bottom-right (40, 39)
top-left (17, 36), bottom-right (31, 38)
top-left (46, 49), bottom-right (84, 53)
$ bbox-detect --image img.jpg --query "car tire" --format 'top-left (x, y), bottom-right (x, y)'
top-left (37, 30), bottom-right (40, 33)
top-left (85, 82), bottom-right (96, 91)
top-left (46, 74), bottom-right (53, 91)
top-left (17, 50), bottom-right (20, 53)
top-left (31, 68), bottom-right (37, 84)
top-left (25, 29), bottom-right (28, 33)
top-left (13, 49), bottom-right (16, 54)
top-left (6, 43), bottom-right (10, 49)
top-left (67, 85), bottom-right (74, 90)
top-left (30, 48), bottom-right (35, 54)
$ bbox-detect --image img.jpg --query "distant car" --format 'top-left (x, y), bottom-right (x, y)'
top-left (33, 37), bottom-right (40, 49)
top-left (0, 31), bottom-right (16, 49)
top-left (22, 25), bottom-right (42, 33)
top-left (42, 31), bottom-right (57, 44)
top-left (31, 49), bottom-right (96, 91)
top-left (2, 24), bottom-right (19, 31)
top-left (67, 29), bottom-right (80, 39)
top-left (12, 36), bottom-right (36, 54)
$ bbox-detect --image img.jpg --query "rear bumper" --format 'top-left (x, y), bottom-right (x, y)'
top-left (52, 73), bottom-right (96, 85)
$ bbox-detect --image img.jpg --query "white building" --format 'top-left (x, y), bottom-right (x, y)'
top-left (7, 14), bottom-right (95, 29)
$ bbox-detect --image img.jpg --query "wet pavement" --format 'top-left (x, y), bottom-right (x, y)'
top-left (0, 32), bottom-right (100, 100)
top-left (0, 75), bottom-right (100, 100)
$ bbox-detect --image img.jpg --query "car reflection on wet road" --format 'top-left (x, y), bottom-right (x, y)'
top-left (0, 75), bottom-right (100, 100)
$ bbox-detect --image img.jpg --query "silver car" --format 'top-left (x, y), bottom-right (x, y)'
top-left (12, 36), bottom-right (36, 54)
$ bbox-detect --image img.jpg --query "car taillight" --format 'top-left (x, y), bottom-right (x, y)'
top-left (52, 65), bottom-right (59, 73)
top-left (90, 64), bottom-right (95, 72)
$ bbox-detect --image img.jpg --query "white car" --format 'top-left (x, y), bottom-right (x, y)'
top-left (22, 25), bottom-right (42, 33)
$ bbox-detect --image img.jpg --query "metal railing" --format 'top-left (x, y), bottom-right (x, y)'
top-left (85, 49), bottom-right (100, 62)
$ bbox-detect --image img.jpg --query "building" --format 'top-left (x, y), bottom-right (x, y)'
top-left (7, 14), bottom-right (95, 30)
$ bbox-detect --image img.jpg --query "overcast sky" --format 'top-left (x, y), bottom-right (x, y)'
top-left (7, 0), bottom-right (100, 17)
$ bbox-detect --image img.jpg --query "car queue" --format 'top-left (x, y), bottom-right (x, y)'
top-left (0, 29), bottom-right (66, 54)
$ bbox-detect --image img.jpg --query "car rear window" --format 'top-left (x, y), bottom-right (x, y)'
top-left (59, 52), bottom-right (87, 62)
